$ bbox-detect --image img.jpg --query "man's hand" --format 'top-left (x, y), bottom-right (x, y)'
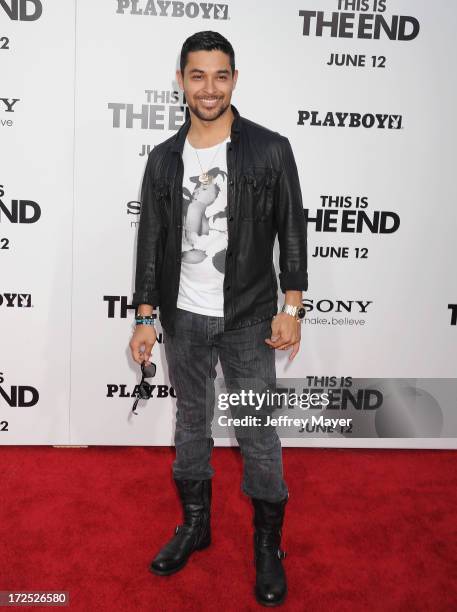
top-left (264, 313), bottom-right (301, 361)
top-left (129, 324), bottom-right (157, 365)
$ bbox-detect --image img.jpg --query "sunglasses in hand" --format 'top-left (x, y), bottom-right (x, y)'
top-left (130, 360), bottom-right (157, 416)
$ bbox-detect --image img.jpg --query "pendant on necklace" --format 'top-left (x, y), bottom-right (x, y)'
top-left (199, 173), bottom-right (211, 185)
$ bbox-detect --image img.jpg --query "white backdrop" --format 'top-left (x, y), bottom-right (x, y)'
top-left (1, 0), bottom-right (456, 446)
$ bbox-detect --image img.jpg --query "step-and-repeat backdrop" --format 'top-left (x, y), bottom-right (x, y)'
top-left (1, 1), bottom-right (456, 447)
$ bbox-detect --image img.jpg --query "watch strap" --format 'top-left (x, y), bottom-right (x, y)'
top-left (281, 304), bottom-right (299, 318)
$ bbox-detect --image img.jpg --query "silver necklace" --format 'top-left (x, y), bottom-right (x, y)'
top-left (193, 136), bottom-right (229, 185)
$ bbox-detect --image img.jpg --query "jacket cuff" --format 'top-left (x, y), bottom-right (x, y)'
top-left (279, 271), bottom-right (308, 293)
top-left (132, 290), bottom-right (160, 308)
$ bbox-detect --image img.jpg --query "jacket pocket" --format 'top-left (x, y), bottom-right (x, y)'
top-left (240, 167), bottom-right (277, 221)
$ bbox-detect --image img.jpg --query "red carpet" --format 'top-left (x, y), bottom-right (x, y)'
top-left (0, 446), bottom-right (456, 611)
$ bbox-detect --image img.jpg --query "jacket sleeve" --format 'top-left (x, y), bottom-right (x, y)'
top-left (274, 136), bottom-right (308, 293)
top-left (132, 150), bottom-right (163, 308)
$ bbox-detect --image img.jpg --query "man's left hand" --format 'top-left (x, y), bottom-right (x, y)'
top-left (265, 313), bottom-right (301, 361)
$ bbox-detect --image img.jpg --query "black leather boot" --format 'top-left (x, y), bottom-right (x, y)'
top-left (149, 478), bottom-right (212, 576)
top-left (251, 495), bottom-right (288, 606)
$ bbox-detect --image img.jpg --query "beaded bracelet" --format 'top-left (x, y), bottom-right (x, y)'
top-left (135, 314), bottom-right (155, 326)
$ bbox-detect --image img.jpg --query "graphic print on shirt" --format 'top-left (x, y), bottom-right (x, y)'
top-left (181, 166), bottom-right (228, 274)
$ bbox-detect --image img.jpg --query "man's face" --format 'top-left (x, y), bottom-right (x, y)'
top-left (176, 49), bottom-right (238, 122)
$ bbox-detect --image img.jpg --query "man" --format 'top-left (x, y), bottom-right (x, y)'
top-left (130, 30), bottom-right (308, 607)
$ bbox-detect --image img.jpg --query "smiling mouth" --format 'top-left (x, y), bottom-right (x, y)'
top-left (198, 98), bottom-right (220, 106)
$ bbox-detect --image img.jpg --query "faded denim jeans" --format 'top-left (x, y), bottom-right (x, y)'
top-left (163, 307), bottom-right (288, 503)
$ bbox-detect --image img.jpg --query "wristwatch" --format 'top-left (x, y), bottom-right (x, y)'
top-left (281, 303), bottom-right (306, 322)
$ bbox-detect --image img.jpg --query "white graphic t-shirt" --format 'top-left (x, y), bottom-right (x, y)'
top-left (176, 135), bottom-right (231, 316)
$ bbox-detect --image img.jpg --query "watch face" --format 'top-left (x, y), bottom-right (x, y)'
top-left (297, 307), bottom-right (306, 319)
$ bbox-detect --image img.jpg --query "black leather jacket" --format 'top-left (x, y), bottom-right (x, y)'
top-left (132, 104), bottom-right (308, 336)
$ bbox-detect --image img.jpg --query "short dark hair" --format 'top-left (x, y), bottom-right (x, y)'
top-left (180, 30), bottom-right (235, 76)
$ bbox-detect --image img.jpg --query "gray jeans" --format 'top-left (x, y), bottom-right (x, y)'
top-left (163, 307), bottom-right (288, 503)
